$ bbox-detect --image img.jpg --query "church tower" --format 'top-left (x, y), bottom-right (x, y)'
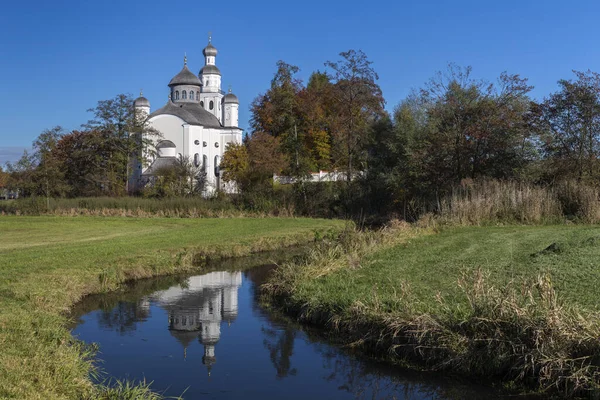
top-left (199, 34), bottom-right (224, 122)
top-left (222, 88), bottom-right (239, 128)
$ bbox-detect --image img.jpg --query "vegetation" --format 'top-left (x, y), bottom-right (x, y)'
top-left (0, 216), bottom-right (344, 399)
top-left (263, 222), bottom-right (600, 397)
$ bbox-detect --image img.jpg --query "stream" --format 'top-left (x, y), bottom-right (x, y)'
top-left (71, 260), bottom-right (527, 399)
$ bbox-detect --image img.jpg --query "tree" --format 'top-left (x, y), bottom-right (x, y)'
top-left (250, 61), bottom-right (312, 179)
top-left (220, 142), bottom-right (249, 188)
top-left (84, 93), bottom-right (159, 195)
top-left (4, 150), bottom-right (37, 196)
top-left (325, 50), bottom-right (385, 181)
top-left (246, 132), bottom-right (286, 182)
top-left (144, 156), bottom-right (206, 197)
top-left (0, 166), bottom-right (7, 190)
top-left (535, 70), bottom-right (600, 182)
top-left (397, 65), bottom-right (536, 200)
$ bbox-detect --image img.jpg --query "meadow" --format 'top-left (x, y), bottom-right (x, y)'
top-left (264, 223), bottom-right (600, 397)
top-left (0, 216), bottom-right (344, 399)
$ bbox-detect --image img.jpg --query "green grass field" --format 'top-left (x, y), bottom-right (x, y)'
top-left (265, 224), bottom-right (600, 396)
top-left (294, 225), bottom-right (600, 314)
top-left (0, 216), bottom-right (344, 399)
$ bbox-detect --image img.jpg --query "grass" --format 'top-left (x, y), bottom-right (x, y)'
top-left (0, 216), bottom-right (345, 399)
top-left (263, 222), bottom-right (600, 397)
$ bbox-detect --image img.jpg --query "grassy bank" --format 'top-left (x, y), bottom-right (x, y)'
top-left (263, 222), bottom-right (600, 397)
top-left (0, 216), bottom-right (344, 399)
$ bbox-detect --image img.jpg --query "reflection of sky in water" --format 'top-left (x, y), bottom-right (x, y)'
top-left (72, 267), bottom-right (520, 399)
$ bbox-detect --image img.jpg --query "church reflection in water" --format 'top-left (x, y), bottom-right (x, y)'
top-left (148, 271), bottom-right (242, 376)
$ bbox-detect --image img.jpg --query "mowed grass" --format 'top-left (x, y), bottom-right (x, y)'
top-left (296, 225), bottom-right (600, 313)
top-left (0, 216), bottom-right (344, 399)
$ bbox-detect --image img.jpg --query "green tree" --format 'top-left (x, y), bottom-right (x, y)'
top-left (84, 93), bottom-right (159, 195)
top-left (400, 65), bottom-right (536, 200)
top-left (535, 70), bottom-right (600, 182)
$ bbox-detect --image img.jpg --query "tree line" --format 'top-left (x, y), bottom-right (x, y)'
top-left (221, 53), bottom-right (600, 218)
top-left (3, 50), bottom-right (600, 219)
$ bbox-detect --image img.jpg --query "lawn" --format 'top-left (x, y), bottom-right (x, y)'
top-left (293, 224), bottom-right (600, 314)
top-left (0, 216), bottom-right (344, 399)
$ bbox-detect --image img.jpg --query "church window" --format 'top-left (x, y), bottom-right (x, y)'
top-left (202, 155), bottom-right (208, 172)
top-left (175, 90), bottom-right (179, 100)
top-left (214, 155), bottom-right (220, 176)
top-left (194, 153), bottom-right (200, 167)
top-left (209, 101), bottom-right (214, 110)
top-left (182, 90), bottom-right (187, 99)
top-left (200, 101), bottom-right (204, 108)
top-left (190, 91), bottom-right (195, 100)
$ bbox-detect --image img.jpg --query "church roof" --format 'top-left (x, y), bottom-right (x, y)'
top-left (168, 65), bottom-right (202, 87)
top-left (199, 64), bottom-right (221, 76)
top-left (142, 156), bottom-right (178, 176)
top-left (223, 92), bottom-right (238, 104)
top-left (203, 43), bottom-right (217, 57)
top-left (134, 96), bottom-right (150, 107)
top-left (169, 329), bottom-right (200, 349)
top-left (149, 101), bottom-right (222, 128)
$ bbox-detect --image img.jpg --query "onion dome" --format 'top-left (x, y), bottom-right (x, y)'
top-left (199, 64), bottom-right (221, 76)
top-left (134, 90), bottom-right (150, 107)
top-left (203, 42), bottom-right (217, 57)
top-left (223, 88), bottom-right (238, 104)
top-left (169, 56), bottom-right (202, 87)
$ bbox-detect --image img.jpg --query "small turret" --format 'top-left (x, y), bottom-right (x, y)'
top-left (134, 90), bottom-right (150, 116)
top-left (223, 87), bottom-right (239, 127)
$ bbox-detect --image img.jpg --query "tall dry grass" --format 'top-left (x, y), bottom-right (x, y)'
top-left (438, 179), bottom-right (600, 225)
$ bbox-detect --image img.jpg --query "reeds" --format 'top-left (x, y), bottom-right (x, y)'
top-left (0, 196), bottom-right (296, 218)
top-left (438, 179), bottom-right (600, 225)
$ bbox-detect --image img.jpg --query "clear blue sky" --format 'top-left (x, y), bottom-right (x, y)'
top-left (1, 0), bottom-right (599, 164)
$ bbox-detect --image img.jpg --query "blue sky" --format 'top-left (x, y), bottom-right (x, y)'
top-left (1, 0), bottom-right (599, 164)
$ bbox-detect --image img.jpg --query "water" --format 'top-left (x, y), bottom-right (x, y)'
top-left (72, 264), bottom-right (522, 399)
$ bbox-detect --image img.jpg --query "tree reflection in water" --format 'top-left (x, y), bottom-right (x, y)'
top-left (96, 299), bottom-right (150, 335)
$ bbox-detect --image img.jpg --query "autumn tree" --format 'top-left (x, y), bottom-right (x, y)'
top-left (325, 50), bottom-right (385, 181)
top-left (220, 142), bottom-right (249, 188)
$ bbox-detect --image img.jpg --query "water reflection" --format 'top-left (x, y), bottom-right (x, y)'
top-left (150, 271), bottom-right (242, 375)
top-left (72, 266), bottom-right (533, 399)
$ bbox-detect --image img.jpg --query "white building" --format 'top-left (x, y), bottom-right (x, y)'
top-left (132, 36), bottom-right (242, 194)
top-left (150, 271), bottom-right (242, 375)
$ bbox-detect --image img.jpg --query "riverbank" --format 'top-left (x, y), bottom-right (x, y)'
top-left (0, 216), bottom-right (345, 399)
top-left (262, 222), bottom-right (600, 398)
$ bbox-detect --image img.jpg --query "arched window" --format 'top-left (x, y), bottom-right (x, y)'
top-left (206, 80), bottom-right (209, 87)
top-left (214, 155), bottom-right (220, 176)
top-left (194, 153), bottom-right (200, 167)
top-left (175, 90), bottom-right (179, 100)
top-left (200, 101), bottom-right (204, 108)
top-left (182, 90), bottom-right (187, 100)
top-left (202, 154), bottom-right (208, 172)
top-left (190, 91), bottom-right (194, 100)
top-left (209, 101), bottom-right (214, 110)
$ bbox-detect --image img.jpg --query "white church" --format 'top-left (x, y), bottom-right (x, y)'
top-left (131, 36), bottom-right (242, 193)
top-left (149, 271), bottom-right (242, 376)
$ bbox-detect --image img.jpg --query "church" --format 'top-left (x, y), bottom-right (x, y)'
top-left (131, 36), bottom-right (242, 193)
